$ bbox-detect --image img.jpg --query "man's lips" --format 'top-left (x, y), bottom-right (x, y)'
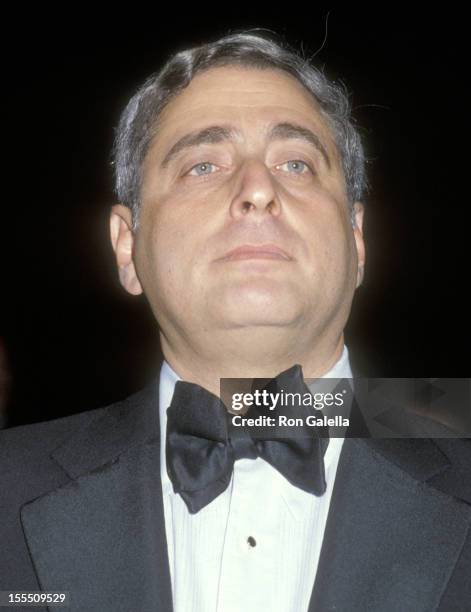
top-left (215, 244), bottom-right (293, 262)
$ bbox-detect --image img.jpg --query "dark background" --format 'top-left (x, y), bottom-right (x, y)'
top-left (2, 8), bottom-right (468, 427)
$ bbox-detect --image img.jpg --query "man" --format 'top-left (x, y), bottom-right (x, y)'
top-left (1, 30), bottom-right (470, 612)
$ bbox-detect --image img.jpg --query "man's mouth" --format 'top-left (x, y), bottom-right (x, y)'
top-left (215, 244), bottom-right (292, 262)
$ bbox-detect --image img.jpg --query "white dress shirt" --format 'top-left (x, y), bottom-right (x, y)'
top-left (159, 347), bottom-right (352, 612)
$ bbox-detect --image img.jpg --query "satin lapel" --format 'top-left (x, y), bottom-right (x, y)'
top-left (309, 437), bottom-right (471, 612)
top-left (20, 377), bottom-right (174, 612)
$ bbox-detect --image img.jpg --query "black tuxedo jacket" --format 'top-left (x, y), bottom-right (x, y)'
top-left (1, 374), bottom-right (471, 611)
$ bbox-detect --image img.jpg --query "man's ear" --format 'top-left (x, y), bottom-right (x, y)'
top-left (352, 201), bottom-right (366, 288)
top-left (109, 204), bottom-right (143, 295)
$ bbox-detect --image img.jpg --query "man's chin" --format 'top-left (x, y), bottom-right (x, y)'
top-left (210, 304), bottom-right (304, 331)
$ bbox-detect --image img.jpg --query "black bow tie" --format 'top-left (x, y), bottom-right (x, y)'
top-left (165, 364), bottom-right (329, 514)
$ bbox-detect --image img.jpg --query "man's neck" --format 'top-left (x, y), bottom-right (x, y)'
top-left (160, 334), bottom-right (346, 398)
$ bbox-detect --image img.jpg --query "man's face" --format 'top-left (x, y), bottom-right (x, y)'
top-left (111, 66), bottom-right (365, 351)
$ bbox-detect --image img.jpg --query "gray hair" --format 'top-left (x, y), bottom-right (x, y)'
top-left (112, 29), bottom-right (369, 229)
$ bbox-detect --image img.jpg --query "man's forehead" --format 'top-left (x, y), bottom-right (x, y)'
top-left (151, 65), bottom-right (340, 162)
top-left (158, 65), bottom-right (326, 124)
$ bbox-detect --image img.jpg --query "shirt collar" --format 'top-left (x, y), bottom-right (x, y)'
top-left (159, 346), bottom-right (351, 500)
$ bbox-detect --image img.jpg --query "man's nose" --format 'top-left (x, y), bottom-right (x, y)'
top-left (229, 159), bottom-right (281, 218)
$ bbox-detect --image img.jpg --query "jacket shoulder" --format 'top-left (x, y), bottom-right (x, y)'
top-left (0, 406), bottom-right (107, 461)
top-left (0, 387), bottom-right (148, 478)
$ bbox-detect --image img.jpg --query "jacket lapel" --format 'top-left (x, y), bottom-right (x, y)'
top-left (309, 437), bottom-right (471, 611)
top-left (20, 376), bottom-right (174, 612)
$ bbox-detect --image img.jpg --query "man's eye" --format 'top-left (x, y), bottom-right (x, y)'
top-left (276, 160), bottom-right (313, 175)
top-left (187, 162), bottom-right (218, 176)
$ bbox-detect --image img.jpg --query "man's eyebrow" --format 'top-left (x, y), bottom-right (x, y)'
top-left (268, 122), bottom-right (331, 168)
top-left (160, 126), bottom-right (236, 168)
top-left (159, 122), bottom-right (332, 169)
